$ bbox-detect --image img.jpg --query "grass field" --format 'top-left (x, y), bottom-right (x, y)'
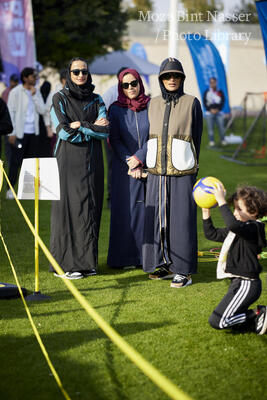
top-left (0, 125), bottom-right (266, 400)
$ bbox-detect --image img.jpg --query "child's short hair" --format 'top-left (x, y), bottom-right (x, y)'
top-left (234, 186), bottom-right (267, 219)
top-left (227, 191), bottom-right (237, 207)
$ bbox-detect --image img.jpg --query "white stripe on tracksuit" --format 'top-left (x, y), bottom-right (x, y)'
top-left (219, 280), bottom-right (251, 329)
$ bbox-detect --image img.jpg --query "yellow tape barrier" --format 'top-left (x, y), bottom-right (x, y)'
top-left (1, 164), bottom-right (193, 400)
top-left (197, 250), bottom-right (220, 262)
top-left (0, 231), bottom-right (71, 400)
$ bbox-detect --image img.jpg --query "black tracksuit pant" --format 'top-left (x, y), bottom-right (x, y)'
top-left (209, 278), bottom-right (262, 330)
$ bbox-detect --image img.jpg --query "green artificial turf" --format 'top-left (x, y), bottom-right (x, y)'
top-left (0, 125), bottom-right (266, 400)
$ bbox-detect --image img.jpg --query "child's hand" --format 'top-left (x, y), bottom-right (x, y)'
top-left (212, 182), bottom-right (226, 206)
top-left (202, 208), bottom-right (210, 219)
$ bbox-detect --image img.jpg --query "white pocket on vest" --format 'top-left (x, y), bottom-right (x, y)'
top-left (146, 138), bottom-right (157, 168)
top-left (172, 138), bottom-right (195, 170)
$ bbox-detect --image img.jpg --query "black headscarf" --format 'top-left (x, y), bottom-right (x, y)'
top-left (40, 80), bottom-right (51, 103)
top-left (65, 57), bottom-right (95, 101)
top-left (60, 57), bottom-right (97, 122)
top-left (158, 58), bottom-right (186, 106)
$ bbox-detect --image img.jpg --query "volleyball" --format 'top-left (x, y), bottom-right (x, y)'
top-left (193, 176), bottom-right (224, 208)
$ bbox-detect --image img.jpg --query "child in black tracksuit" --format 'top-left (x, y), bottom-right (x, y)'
top-left (202, 184), bottom-right (267, 334)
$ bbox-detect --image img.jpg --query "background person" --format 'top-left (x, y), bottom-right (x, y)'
top-left (1, 73), bottom-right (19, 166)
top-left (202, 184), bottom-right (267, 335)
top-left (107, 68), bottom-right (150, 269)
top-left (143, 57), bottom-right (203, 288)
top-left (50, 57), bottom-right (109, 280)
top-left (6, 67), bottom-right (45, 199)
top-left (38, 80), bottom-right (52, 157)
top-left (1, 73), bottom-right (19, 103)
top-left (203, 77), bottom-right (227, 147)
top-left (44, 69), bottom-right (68, 154)
top-left (0, 98), bottom-right (13, 136)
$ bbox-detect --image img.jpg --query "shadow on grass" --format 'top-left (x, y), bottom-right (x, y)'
top-left (30, 300), bottom-right (139, 319)
top-left (0, 330), bottom-right (107, 400)
top-left (0, 298), bottom-right (139, 320)
top-left (105, 285), bottom-right (128, 400)
top-left (0, 321), bottom-right (174, 400)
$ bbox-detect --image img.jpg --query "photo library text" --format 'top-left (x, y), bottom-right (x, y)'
top-left (155, 30), bottom-right (252, 46)
top-left (139, 11), bottom-right (253, 24)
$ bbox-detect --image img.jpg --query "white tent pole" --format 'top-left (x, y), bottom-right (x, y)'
top-left (168, 0), bottom-right (178, 58)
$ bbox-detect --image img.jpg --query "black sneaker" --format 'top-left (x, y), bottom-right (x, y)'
top-left (255, 305), bottom-right (267, 335)
top-left (170, 274), bottom-right (192, 288)
top-left (82, 269), bottom-right (97, 277)
top-left (148, 266), bottom-right (175, 280)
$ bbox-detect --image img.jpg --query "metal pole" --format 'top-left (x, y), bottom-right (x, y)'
top-left (168, 0), bottom-right (178, 58)
top-left (26, 158), bottom-right (50, 301)
top-left (34, 157), bottom-right (39, 293)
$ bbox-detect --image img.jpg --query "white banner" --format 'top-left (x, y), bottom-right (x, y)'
top-left (18, 158), bottom-right (60, 200)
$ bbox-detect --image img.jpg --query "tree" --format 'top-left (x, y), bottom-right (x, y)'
top-left (32, 0), bottom-right (128, 68)
top-left (126, 0), bottom-right (153, 20)
top-left (229, 0), bottom-right (259, 24)
top-left (180, 0), bottom-right (223, 17)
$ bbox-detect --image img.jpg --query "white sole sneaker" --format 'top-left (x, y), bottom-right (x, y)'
top-left (54, 272), bottom-right (66, 278)
top-left (256, 306), bottom-right (267, 335)
top-left (6, 189), bottom-right (15, 199)
top-left (259, 316), bottom-right (267, 335)
top-left (171, 279), bottom-right (192, 288)
top-left (170, 275), bottom-right (192, 288)
top-left (65, 272), bottom-right (84, 280)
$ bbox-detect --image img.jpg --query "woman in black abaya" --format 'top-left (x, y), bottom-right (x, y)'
top-left (50, 57), bottom-right (109, 279)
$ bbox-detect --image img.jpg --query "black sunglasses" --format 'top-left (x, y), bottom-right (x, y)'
top-left (71, 69), bottom-right (89, 76)
top-left (121, 79), bottom-right (139, 89)
top-left (162, 73), bottom-right (181, 80)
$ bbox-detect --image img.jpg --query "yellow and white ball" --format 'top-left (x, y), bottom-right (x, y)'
top-left (193, 176), bottom-right (224, 208)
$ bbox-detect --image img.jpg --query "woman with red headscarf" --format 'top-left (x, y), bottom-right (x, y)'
top-left (107, 68), bottom-right (150, 269)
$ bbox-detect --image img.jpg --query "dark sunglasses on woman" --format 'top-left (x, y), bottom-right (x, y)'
top-left (71, 69), bottom-right (89, 76)
top-left (121, 79), bottom-right (139, 89)
top-left (162, 72), bottom-right (182, 80)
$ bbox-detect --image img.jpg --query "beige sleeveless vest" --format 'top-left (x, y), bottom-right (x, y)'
top-left (146, 94), bottom-right (198, 176)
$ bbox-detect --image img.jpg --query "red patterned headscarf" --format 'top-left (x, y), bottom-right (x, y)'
top-left (113, 68), bottom-right (150, 112)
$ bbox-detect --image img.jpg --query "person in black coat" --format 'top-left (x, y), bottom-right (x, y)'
top-left (0, 98), bottom-right (13, 136)
top-left (202, 183), bottom-right (267, 335)
top-left (50, 57), bottom-right (109, 280)
top-left (38, 80), bottom-right (52, 157)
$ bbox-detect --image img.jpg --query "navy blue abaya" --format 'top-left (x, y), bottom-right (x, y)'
top-left (107, 104), bottom-right (149, 268)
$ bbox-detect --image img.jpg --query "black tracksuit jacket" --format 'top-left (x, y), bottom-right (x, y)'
top-left (203, 204), bottom-right (266, 279)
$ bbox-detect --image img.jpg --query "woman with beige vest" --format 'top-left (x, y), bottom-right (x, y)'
top-left (142, 58), bottom-right (203, 288)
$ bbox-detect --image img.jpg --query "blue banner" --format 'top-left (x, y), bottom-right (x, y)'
top-left (185, 34), bottom-right (230, 113)
top-left (256, 0), bottom-right (267, 65)
top-left (130, 42), bottom-right (150, 87)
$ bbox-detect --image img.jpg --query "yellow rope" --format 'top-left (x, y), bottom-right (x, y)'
top-left (197, 250), bottom-right (220, 262)
top-left (0, 232), bottom-right (71, 400)
top-left (1, 164), bottom-right (193, 400)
